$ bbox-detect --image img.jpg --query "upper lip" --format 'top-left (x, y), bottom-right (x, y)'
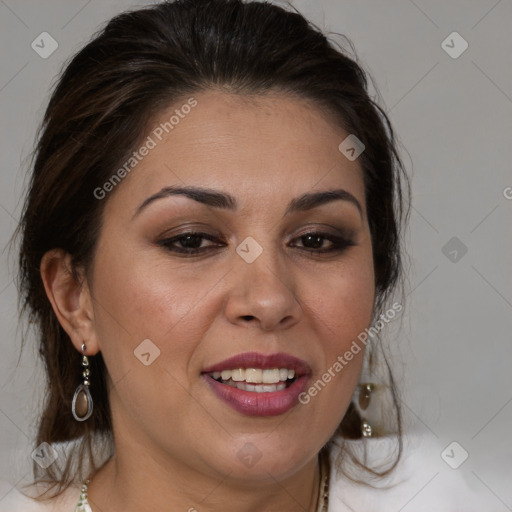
top-left (202, 351), bottom-right (312, 377)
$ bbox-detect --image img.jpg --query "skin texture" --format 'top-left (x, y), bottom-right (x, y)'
top-left (41, 90), bottom-right (375, 512)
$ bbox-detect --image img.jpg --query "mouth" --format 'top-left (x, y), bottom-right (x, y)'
top-left (207, 367), bottom-right (298, 393)
top-left (201, 352), bottom-right (311, 416)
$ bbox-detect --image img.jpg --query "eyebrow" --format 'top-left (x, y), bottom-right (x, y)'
top-left (132, 185), bottom-right (363, 219)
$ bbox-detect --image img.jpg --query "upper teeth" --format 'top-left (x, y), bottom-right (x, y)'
top-left (212, 368), bottom-right (295, 384)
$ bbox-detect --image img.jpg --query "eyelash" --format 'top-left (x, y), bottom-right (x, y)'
top-left (157, 231), bottom-right (355, 256)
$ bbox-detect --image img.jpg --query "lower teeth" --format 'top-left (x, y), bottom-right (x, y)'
top-left (218, 378), bottom-right (292, 392)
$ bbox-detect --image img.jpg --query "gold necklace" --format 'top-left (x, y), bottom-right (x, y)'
top-left (77, 452), bottom-right (330, 511)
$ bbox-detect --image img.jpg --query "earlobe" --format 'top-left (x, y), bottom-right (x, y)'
top-left (39, 248), bottom-right (100, 355)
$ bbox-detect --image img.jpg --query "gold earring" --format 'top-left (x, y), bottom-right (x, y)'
top-left (358, 383), bottom-right (374, 438)
top-left (71, 343), bottom-right (93, 421)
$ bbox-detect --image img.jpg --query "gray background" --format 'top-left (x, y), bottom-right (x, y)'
top-left (0, 0), bottom-right (511, 508)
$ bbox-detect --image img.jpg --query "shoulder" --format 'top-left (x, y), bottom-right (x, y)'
top-left (327, 430), bottom-right (510, 511)
top-left (0, 482), bottom-right (81, 512)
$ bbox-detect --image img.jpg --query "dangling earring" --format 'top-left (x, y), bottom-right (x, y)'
top-left (358, 383), bottom-right (374, 438)
top-left (71, 343), bottom-right (93, 421)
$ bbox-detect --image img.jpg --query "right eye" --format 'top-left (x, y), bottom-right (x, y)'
top-left (157, 232), bottom-right (226, 256)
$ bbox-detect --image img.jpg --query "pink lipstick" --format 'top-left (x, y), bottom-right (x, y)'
top-left (202, 352), bottom-right (311, 416)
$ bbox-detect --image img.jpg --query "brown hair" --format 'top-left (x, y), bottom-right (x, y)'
top-left (12, 0), bottom-right (410, 499)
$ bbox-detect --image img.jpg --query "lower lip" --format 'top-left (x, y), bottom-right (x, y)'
top-left (203, 375), bottom-right (310, 416)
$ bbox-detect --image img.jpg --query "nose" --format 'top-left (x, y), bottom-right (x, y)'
top-left (224, 247), bottom-right (302, 331)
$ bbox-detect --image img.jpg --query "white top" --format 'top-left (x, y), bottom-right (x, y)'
top-left (1, 431), bottom-right (508, 511)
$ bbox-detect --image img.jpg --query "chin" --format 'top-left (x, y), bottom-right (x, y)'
top-left (202, 437), bottom-right (315, 482)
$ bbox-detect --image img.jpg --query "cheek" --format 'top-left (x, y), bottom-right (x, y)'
top-left (89, 248), bottom-right (212, 382)
top-left (94, 232), bottom-right (207, 326)
top-left (299, 254), bottom-right (374, 415)
top-left (306, 256), bottom-right (375, 348)
top-left (90, 256), bottom-right (213, 432)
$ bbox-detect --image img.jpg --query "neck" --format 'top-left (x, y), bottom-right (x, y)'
top-left (86, 440), bottom-right (323, 512)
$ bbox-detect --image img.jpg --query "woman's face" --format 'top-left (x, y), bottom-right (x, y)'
top-left (87, 90), bottom-right (375, 481)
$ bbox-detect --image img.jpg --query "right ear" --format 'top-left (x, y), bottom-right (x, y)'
top-left (40, 248), bottom-right (100, 356)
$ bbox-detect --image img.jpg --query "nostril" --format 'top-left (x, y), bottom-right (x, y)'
top-left (241, 315), bottom-right (255, 321)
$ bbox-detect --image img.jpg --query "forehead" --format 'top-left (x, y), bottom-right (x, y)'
top-left (103, 90), bottom-right (366, 219)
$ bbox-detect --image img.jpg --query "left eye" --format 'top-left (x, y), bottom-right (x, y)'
top-left (289, 232), bottom-right (355, 253)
